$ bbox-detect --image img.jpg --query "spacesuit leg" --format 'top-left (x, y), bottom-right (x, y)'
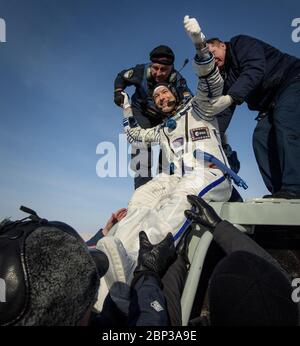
top-left (95, 170), bottom-right (230, 313)
top-left (150, 168), bottom-right (232, 244)
top-left (94, 174), bottom-right (179, 312)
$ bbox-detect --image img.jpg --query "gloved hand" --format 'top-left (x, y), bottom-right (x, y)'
top-left (183, 15), bottom-right (206, 46)
top-left (222, 143), bottom-right (241, 174)
top-left (114, 89), bottom-right (125, 107)
top-left (133, 231), bottom-right (176, 280)
top-left (200, 95), bottom-right (233, 117)
top-left (121, 91), bottom-right (133, 118)
top-left (184, 195), bottom-right (222, 231)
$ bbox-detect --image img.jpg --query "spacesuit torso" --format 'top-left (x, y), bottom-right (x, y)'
top-left (159, 100), bottom-right (228, 176)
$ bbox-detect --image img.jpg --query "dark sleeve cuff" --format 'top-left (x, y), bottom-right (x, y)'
top-left (85, 228), bottom-right (105, 247)
top-left (228, 92), bottom-right (244, 105)
top-left (131, 271), bottom-right (162, 289)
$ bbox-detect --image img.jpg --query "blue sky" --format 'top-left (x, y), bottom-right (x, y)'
top-left (0, 0), bottom-right (299, 236)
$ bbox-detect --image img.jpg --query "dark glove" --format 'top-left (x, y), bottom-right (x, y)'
top-left (184, 195), bottom-right (222, 231)
top-left (222, 143), bottom-right (240, 174)
top-left (133, 231), bottom-right (176, 281)
top-left (114, 90), bottom-right (125, 107)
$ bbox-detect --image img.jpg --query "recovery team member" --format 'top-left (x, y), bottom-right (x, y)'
top-left (114, 45), bottom-right (192, 189)
top-left (205, 35), bottom-right (300, 199)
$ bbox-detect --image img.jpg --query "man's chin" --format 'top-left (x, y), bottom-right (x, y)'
top-left (216, 60), bottom-right (224, 68)
top-left (161, 105), bottom-right (175, 113)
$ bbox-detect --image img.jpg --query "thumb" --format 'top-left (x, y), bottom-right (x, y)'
top-left (183, 15), bottom-right (190, 24)
top-left (139, 231), bottom-right (152, 249)
top-left (159, 232), bottom-right (174, 248)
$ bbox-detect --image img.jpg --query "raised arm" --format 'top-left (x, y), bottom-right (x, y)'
top-left (183, 15), bottom-right (233, 119)
top-left (122, 93), bottom-right (161, 148)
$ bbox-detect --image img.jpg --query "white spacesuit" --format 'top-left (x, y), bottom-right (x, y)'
top-left (95, 17), bottom-right (233, 312)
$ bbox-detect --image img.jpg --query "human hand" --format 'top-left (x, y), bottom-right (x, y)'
top-left (102, 208), bottom-right (127, 236)
top-left (114, 89), bottom-right (125, 107)
top-left (183, 15), bottom-right (206, 46)
top-left (134, 231), bottom-right (176, 279)
top-left (200, 95), bottom-right (233, 117)
top-left (114, 208), bottom-right (127, 221)
top-left (120, 92), bottom-right (133, 118)
top-left (184, 195), bottom-right (222, 231)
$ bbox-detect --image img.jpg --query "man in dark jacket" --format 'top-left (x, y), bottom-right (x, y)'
top-left (185, 195), bottom-right (299, 326)
top-left (90, 231), bottom-right (179, 326)
top-left (114, 45), bottom-right (192, 189)
top-left (206, 35), bottom-right (300, 199)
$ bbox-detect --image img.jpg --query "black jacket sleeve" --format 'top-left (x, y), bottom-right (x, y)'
top-left (227, 35), bottom-right (266, 104)
top-left (216, 104), bottom-right (236, 143)
top-left (213, 220), bottom-right (289, 278)
top-left (114, 65), bottom-right (143, 91)
top-left (85, 229), bottom-right (105, 247)
top-left (128, 274), bottom-right (169, 326)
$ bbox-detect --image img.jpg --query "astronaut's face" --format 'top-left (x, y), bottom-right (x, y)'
top-left (153, 86), bottom-right (176, 113)
top-left (150, 63), bottom-right (173, 83)
top-left (207, 42), bottom-right (226, 68)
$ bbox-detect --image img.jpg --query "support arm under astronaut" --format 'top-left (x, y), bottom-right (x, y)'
top-left (122, 92), bottom-right (161, 148)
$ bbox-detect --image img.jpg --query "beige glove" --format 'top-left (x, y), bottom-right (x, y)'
top-left (200, 95), bottom-right (233, 117)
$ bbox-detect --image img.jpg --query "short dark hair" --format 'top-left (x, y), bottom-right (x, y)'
top-left (206, 37), bottom-right (224, 45)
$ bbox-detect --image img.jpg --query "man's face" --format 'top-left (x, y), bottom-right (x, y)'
top-left (153, 86), bottom-right (176, 113)
top-left (150, 63), bottom-right (173, 83)
top-left (207, 42), bottom-right (226, 68)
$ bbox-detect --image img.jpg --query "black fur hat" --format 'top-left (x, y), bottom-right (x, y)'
top-left (0, 213), bottom-right (108, 326)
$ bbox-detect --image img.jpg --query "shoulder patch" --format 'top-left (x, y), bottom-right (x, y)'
top-left (124, 69), bottom-right (134, 79)
top-left (190, 127), bottom-right (211, 141)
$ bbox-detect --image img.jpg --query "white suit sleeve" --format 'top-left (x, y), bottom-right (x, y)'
top-left (123, 118), bottom-right (161, 148)
top-left (122, 94), bottom-right (160, 148)
top-left (191, 53), bottom-right (225, 120)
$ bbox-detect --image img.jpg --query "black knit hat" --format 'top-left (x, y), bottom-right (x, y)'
top-left (0, 215), bottom-right (108, 326)
top-left (209, 251), bottom-right (299, 326)
top-left (150, 45), bottom-right (175, 65)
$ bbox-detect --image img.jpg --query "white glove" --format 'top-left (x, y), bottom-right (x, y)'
top-left (183, 15), bottom-right (206, 45)
top-left (200, 95), bottom-right (233, 117)
top-left (121, 92), bottom-right (133, 117)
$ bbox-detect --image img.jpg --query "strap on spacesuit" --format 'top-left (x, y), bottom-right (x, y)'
top-left (194, 149), bottom-right (248, 190)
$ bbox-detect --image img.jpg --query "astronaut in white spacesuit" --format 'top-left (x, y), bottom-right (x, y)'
top-left (95, 16), bottom-right (234, 312)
